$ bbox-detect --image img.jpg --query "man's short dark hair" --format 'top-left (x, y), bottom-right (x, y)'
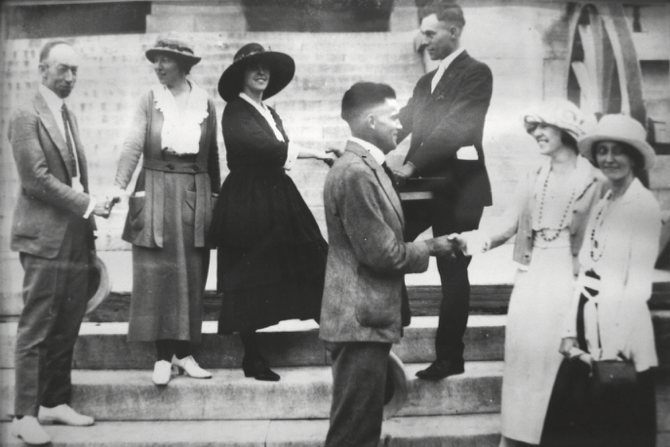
top-left (341, 82), bottom-right (396, 124)
top-left (420, 1), bottom-right (465, 28)
top-left (39, 40), bottom-right (72, 63)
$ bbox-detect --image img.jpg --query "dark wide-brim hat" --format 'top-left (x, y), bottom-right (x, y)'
top-left (218, 43), bottom-right (295, 102)
top-left (85, 256), bottom-right (112, 315)
top-left (145, 35), bottom-right (201, 67)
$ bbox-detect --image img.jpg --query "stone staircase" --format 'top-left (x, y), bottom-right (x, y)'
top-left (0, 316), bottom-right (505, 446)
top-left (0, 312), bottom-right (668, 446)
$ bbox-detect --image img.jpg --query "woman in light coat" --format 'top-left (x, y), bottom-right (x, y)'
top-left (559, 114), bottom-right (660, 447)
top-left (455, 100), bottom-right (605, 447)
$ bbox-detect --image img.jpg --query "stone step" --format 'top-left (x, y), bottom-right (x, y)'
top-left (0, 316), bottom-right (506, 370)
top-left (0, 414), bottom-right (502, 447)
top-left (0, 362), bottom-right (504, 422)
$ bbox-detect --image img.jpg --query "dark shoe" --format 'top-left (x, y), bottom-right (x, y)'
top-left (415, 359), bottom-right (464, 380)
top-left (242, 356), bottom-right (280, 382)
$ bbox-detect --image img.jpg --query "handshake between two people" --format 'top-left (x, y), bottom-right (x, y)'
top-left (90, 188), bottom-right (124, 219)
top-left (423, 230), bottom-right (492, 259)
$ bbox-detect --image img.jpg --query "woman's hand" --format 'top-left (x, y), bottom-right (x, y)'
top-left (298, 148), bottom-right (336, 166)
top-left (326, 147), bottom-right (345, 158)
top-left (559, 337), bottom-right (579, 357)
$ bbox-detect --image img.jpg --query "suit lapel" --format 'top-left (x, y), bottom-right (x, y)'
top-left (33, 92), bottom-right (75, 179)
top-left (431, 50), bottom-right (469, 100)
top-left (346, 142), bottom-right (405, 228)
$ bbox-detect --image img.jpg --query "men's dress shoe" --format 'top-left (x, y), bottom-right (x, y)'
top-left (38, 404), bottom-right (94, 426)
top-left (11, 416), bottom-right (51, 445)
top-left (152, 360), bottom-right (173, 386)
top-left (415, 359), bottom-right (465, 380)
top-left (242, 356), bottom-right (280, 382)
top-left (172, 355), bottom-right (212, 379)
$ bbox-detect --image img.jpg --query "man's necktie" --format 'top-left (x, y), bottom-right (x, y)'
top-left (61, 104), bottom-right (78, 177)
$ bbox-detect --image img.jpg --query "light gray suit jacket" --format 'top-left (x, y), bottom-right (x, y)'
top-left (9, 91), bottom-right (94, 259)
top-left (319, 141), bottom-right (430, 344)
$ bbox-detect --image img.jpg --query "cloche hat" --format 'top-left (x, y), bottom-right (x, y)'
top-left (578, 114), bottom-right (656, 170)
top-left (524, 99), bottom-right (594, 141)
top-left (218, 43), bottom-right (295, 102)
top-left (145, 34), bottom-right (201, 66)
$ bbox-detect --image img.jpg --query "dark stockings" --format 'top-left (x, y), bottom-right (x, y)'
top-left (155, 339), bottom-right (190, 361)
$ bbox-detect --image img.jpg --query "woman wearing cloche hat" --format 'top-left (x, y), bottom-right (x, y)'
top-left (451, 99), bottom-right (607, 447)
top-left (559, 114), bottom-right (660, 447)
top-left (111, 34), bottom-right (220, 386)
top-left (210, 43), bottom-right (333, 382)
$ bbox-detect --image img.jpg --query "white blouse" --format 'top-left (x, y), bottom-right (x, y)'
top-left (152, 81), bottom-right (209, 156)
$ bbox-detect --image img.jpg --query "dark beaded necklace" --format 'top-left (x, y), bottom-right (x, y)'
top-left (536, 169), bottom-right (577, 242)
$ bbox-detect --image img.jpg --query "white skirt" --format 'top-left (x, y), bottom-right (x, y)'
top-left (501, 239), bottom-right (575, 444)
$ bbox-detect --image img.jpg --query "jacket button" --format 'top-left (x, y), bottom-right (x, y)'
top-left (192, 165), bottom-right (199, 172)
top-left (167, 164), bottom-right (175, 170)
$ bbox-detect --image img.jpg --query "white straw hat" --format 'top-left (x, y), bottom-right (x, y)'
top-left (578, 114), bottom-right (656, 170)
top-left (524, 99), bottom-right (595, 141)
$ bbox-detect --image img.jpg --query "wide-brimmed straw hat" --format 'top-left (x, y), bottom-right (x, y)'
top-left (578, 114), bottom-right (656, 170)
top-left (85, 256), bottom-right (112, 315)
top-left (218, 43), bottom-right (295, 102)
top-left (145, 35), bottom-right (201, 67)
top-left (524, 99), bottom-right (594, 141)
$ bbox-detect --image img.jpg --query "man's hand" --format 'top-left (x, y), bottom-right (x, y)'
top-left (392, 163), bottom-right (416, 187)
top-left (91, 197), bottom-right (117, 219)
top-left (424, 235), bottom-right (455, 258)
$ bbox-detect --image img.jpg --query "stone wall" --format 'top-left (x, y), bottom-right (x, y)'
top-left (1, 1), bottom-right (668, 255)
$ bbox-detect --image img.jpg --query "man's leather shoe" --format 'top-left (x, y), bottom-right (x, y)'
top-left (11, 416), bottom-right (51, 445)
top-left (38, 404), bottom-right (94, 426)
top-left (415, 359), bottom-right (465, 380)
top-left (242, 356), bottom-right (280, 381)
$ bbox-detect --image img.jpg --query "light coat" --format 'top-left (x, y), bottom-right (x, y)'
top-left (319, 141), bottom-right (430, 344)
top-left (9, 92), bottom-right (95, 258)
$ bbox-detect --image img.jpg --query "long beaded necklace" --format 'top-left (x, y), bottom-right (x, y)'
top-left (535, 167), bottom-right (578, 242)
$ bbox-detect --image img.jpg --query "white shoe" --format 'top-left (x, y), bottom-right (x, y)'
top-left (152, 360), bottom-right (173, 385)
top-left (11, 416), bottom-right (51, 445)
top-left (38, 404), bottom-right (94, 426)
top-left (172, 355), bottom-right (212, 379)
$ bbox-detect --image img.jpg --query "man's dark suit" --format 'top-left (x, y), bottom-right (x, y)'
top-left (9, 91), bottom-right (95, 417)
top-left (398, 50), bottom-right (493, 364)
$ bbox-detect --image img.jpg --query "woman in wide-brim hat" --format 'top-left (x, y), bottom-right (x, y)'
top-left (210, 43), bottom-right (333, 382)
top-left (559, 114), bottom-right (660, 447)
top-left (453, 99), bottom-right (607, 447)
top-left (112, 34), bottom-right (220, 386)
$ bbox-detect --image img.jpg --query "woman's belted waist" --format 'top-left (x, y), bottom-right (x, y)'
top-left (144, 158), bottom-right (207, 174)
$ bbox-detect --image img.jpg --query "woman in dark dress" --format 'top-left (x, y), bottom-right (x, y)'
top-left (211, 43), bottom-right (331, 381)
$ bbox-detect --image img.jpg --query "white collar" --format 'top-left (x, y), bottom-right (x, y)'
top-left (439, 47), bottom-right (465, 72)
top-left (239, 92), bottom-right (285, 142)
top-left (239, 91), bottom-right (267, 111)
top-left (349, 137), bottom-right (386, 166)
top-left (39, 84), bottom-right (66, 114)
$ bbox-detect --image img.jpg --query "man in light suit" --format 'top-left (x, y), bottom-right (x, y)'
top-left (394, 1), bottom-right (493, 380)
top-left (320, 82), bottom-right (454, 447)
top-left (9, 40), bottom-right (112, 445)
